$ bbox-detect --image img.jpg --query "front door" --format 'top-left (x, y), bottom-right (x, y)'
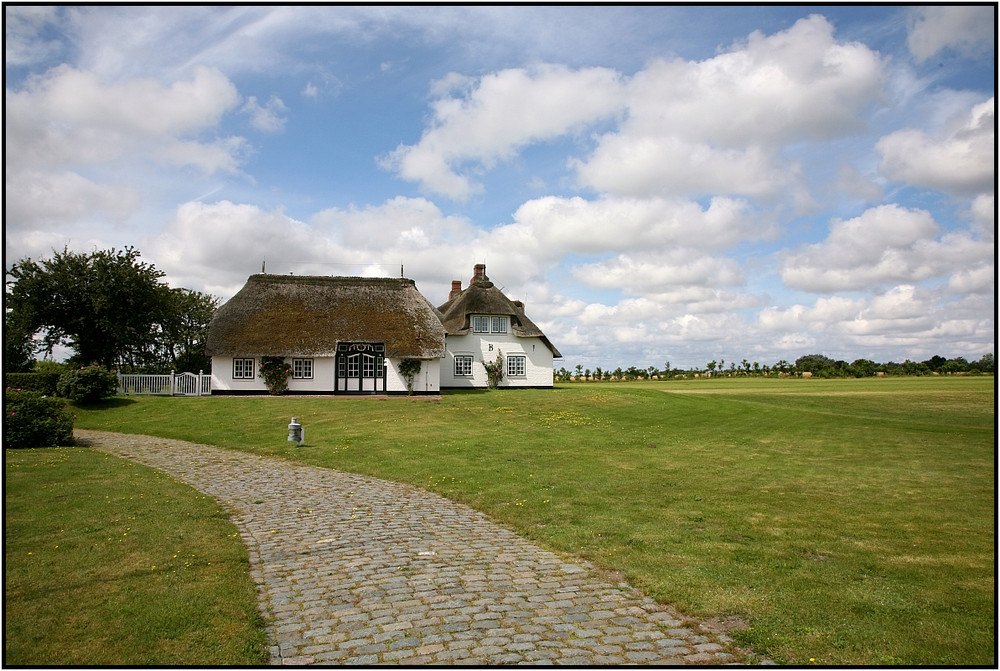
top-left (335, 343), bottom-right (386, 394)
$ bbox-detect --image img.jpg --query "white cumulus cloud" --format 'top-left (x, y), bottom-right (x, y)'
top-left (907, 6), bottom-right (996, 63)
top-left (780, 204), bottom-right (993, 292)
top-left (876, 97), bottom-right (995, 195)
top-left (574, 15), bottom-right (885, 201)
top-left (380, 63), bottom-right (625, 199)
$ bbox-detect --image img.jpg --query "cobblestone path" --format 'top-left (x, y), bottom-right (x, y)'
top-left (78, 430), bottom-right (764, 665)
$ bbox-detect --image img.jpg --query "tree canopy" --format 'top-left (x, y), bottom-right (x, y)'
top-left (5, 247), bottom-right (217, 372)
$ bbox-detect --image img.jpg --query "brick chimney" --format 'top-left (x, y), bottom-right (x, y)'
top-left (471, 263), bottom-right (487, 284)
top-left (449, 280), bottom-right (462, 300)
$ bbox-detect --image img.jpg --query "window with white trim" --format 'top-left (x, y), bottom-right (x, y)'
top-left (472, 316), bottom-right (490, 333)
top-left (292, 358), bottom-right (313, 379)
top-left (507, 355), bottom-right (526, 377)
top-left (472, 315), bottom-right (507, 333)
top-left (454, 354), bottom-right (473, 376)
top-left (233, 358), bottom-right (255, 379)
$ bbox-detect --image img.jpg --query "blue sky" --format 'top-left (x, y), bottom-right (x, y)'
top-left (5, 5), bottom-right (995, 369)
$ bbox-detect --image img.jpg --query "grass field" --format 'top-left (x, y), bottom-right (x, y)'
top-left (62, 376), bottom-right (995, 665)
top-left (4, 446), bottom-right (269, 665)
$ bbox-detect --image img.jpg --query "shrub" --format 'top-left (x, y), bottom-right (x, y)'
top-left (5, 372), bottom-right (62, 396)
top-left (4, 389), bottom-right (75, 448)
top-left (482, 350), bottom-right (504, 389)
top-left (258, 356), bottom-right (291, 395)
top-left (56, 365), bottom-right (119, 403)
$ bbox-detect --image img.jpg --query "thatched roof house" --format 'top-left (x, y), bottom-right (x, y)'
top-left (206, 266), bottom-right (559, 394)
top-left (437, 265), bottom-right (562, 358)
top-left (206, 274), bottom-right (446, 359)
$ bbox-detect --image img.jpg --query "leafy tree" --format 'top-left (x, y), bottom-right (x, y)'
top-left (594, 366), bottom-right (604, 382)
top-left (706, 360), bottom-right (717, 374)
top-left (922, 355), bottom-right (948, 372)
top-left (794, 353), bottom-right (835, 373)
top-left (3, 309), bottom-right (35, 373)
top-left (160, 288), bottom-right (219, 372)
top-left (879, 361), bottom-right (901, 376)
top-left (900, 359), bottom-right (930, 376)
top-left (612, 367), bottom-right (624, 381)
top-left (939, 357), bottom-right (969, 374)
top-left (584, 368), bottom-right (591, 382)
top-left (850, 359), bottom-right (877, 377)
top-left (6, 247), bottom-right (173, 370)
top-left (972, 353), bottom-right (994, 373)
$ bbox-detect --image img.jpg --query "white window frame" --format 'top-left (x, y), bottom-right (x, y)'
top-left (233, 357), bottom-right (255, 379)
top-left (473, 315), bottom-right (507, 333)
top-left (454, 354), bottom-right (474, 376)
top-left (507, 354), bottom-right (526, 377)
top-left (292, 358), bottom-right (313, 379)
top-left (472, 316), bottom-right (490, 333)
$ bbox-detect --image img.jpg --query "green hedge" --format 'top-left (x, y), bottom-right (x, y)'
top-left (56, 365), bottom-right (119, 404)
top-left (4, 389), bottom-right (75, 448)
top-left (4, 372), bottom-right (62, 396)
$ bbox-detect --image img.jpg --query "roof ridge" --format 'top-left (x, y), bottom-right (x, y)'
top-left (250, 274), bottom-right (415, 285)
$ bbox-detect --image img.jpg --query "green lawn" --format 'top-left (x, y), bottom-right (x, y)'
top-left (67, 376), bottom-right (995, 665)
top-left (4, 446), bottom-right (269, 666)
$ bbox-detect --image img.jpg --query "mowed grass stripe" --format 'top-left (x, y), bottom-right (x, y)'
top-left (4, 446), bottom-right (268, 666)
top-left (68, 376), bottom-right (994, 665)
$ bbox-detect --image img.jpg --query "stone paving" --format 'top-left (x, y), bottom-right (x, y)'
top-left (77, 430), bottom-right (769, 666)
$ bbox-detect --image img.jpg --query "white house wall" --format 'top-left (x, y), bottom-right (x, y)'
top-left (211, 356), bottom-right (265, 392)
top-left (210, 356), bottom-right (441, 394)
top-left (440, 333), bottom-right (555, 388)
top-left (385, 357), bottom-right (441, 394)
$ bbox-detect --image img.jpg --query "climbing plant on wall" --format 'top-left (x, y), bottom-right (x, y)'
top-left (397, 358), bottom-right (422, 395)
top-left (259, 356), bottom-right (292, 395)
top-left (482, 350), bottom-right (504, 389)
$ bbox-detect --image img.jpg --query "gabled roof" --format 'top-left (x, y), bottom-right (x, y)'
top-left (206, 274), bottom-right (446, 359)
top-left (437, 274), bottom-right (562, 358)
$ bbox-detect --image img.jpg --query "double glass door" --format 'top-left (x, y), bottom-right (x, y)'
top-left (336, 343), bottom-right (386, 393)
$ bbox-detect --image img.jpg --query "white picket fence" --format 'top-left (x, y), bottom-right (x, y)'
top-left (117, 370), bottom-right (211, 396)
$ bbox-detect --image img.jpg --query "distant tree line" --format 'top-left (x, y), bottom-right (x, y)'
top-left (556, 353), bottom-right (995, 382)
top-left (5, 247), bottom-right (218, 374)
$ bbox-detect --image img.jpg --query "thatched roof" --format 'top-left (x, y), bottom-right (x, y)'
top-left (206, 274), bottom-right (446, 359)
top-left (437, 274), bottom-right (562, 358)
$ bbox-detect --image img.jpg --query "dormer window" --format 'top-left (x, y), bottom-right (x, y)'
top-left (473, 315), bottom-right (507, 333)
